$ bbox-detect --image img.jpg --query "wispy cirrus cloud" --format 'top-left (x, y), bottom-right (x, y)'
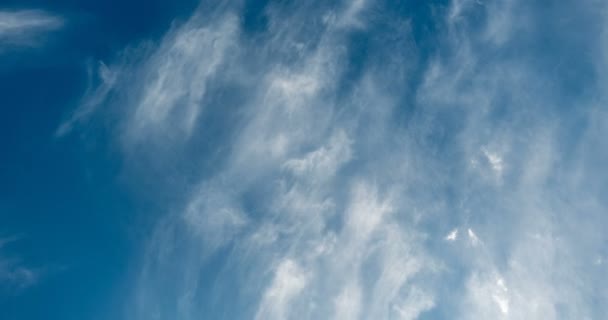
top-left (0, 236), bottom-right (40, 293)
top-left (0, 10), bottom-right (63, 49)
top-left (63, 0), bottom-right (608, 319)
top-left (56, 61), bottom-right (118, 137)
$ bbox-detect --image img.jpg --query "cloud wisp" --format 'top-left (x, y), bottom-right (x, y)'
top-left (63, 0), bottom-right (608, 319)
top-left (0, 236), bottom-right (40, 293)
top-left (0, 10), bottom-right (63, 49)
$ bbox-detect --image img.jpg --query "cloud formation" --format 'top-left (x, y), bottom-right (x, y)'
top-left (0, 236), bottom-right (40, 293)
top-left (64, 0), bottom-right (608, 319)
top-left (0, 10), bottom-right (62, 49)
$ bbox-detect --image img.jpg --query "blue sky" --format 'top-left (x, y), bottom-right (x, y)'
top-left (1, 1), bottom-right (608, 319)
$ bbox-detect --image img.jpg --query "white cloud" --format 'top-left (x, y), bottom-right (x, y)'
top-left (129, 16), bottom-right (237, 139)
top-left (482, 148), bottom-right (504, 175)
top-left (283, 130), bottom-right (353, 183)
top-left (59, 13), bottom-right (239, 144)
top-left (0, 236), bottom-right (40, 292)
top-left (56, 62), bottom-right (118, 137)
top-left (255, 259), bottom-right (309, 320)
top-left (182, 182), bottom-right (249, 252)
top-left (337, 0), bottom-right (368, 28)
top-left (333, 284), bottom-right (362, 320)
top-left (465, 272), bottom-right (510, 318)
top-left (445, 228), bottom-right (458, 241)
top-left (63, 0), bottom-right (608, 319)
top-left (0, 10), bottom-right (62, 49)
top-left (467, 228), bottom-right (480, 246)
top-left (491, 277), bottom-right (510, 315)
top-left (392, 287), bottom-right (435, 320)
top-left (128, 14), bottom-right (239, 142)
top-left (343, 182), bottom-right (393, 243)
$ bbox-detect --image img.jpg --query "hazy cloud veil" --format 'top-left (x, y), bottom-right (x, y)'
top-left (63, 0), bottom-right (608, 319)
top-left (0, 10), bottom-right (62, 50)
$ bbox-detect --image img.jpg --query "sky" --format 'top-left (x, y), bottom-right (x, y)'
top-left (1, 0), bottom-right (607, 319)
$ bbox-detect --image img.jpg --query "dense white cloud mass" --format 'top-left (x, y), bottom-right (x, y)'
top-left (63, 0), bottom-right (608, 319)
top-left (0, 10), bottom-right (62, 49)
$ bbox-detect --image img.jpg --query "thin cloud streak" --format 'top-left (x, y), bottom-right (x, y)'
top-left (0, 236), bottom-right (41, 293)
top-left (0, 10), bottom-right (63, 48)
